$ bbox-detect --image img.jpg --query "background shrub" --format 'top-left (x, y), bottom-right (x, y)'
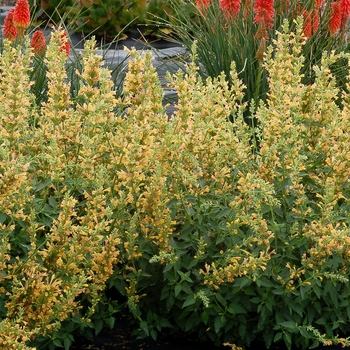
top-left (27, 0), bottom-right (190, 38)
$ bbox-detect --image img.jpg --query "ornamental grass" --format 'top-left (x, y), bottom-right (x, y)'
top-left (0, 11), bottom-right (350, 350)
top-left (166, 0), bottom-right (350, 119)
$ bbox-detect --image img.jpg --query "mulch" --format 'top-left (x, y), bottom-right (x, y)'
top-left (70, 314), bottom-right (346, 350)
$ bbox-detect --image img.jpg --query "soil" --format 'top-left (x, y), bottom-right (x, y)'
top-left (69, 313), bottom-right (345, 350)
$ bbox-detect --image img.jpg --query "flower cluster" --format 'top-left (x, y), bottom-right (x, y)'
top-left (2, 0), bottom-right (70, 57)
top-left (202, 0), bottom-right (350, 40)
top-left (3, 0), bottom-right (30, 39)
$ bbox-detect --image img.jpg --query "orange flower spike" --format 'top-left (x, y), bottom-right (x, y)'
top-left (302, 10), bottom-right (312, 38)
top-left (31, 30), bottom-right (46, 56)
top-left (253, 0), bottom-right (275, 29)
top-left (3, 8), bottom-right (18, 41)
top-left (12, 0), bottom-right (31, 38)
top-left (339, 0), bottom-right (350, 17)
top-left (315, 0), bottom-right (323, 8)
top-left (329, 2), bottom-right (342, 35)
top-left (220, 0), bottom-right (242, 20)
top-left (312, 10), bottom-right (320, 33)
top-left (303, 9), bottom-right (320, 38)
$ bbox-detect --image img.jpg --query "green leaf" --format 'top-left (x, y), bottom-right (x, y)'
top-left (299, 327), bottom-right (309, 338)
top-left (95, 319), bottom-right (103, 335)
top-left (263, 330), bottom-right (273, 348)
top-left (178, 271), bottom-right (193, 283)
top-left (201, 310), bottom-right (209, 324)
top-left (283, 332), bottom-right (292, 350)
top-left (324, 279), bottom-right (333, 295)
top-left (158, 318), bottom-right (173, 328)
top-left (347, 305), bottom-right (350, 320)
top-left (256, 277), bottom-right (274, 288)
top-left (35, 178), bottom-right (51, 192)
top-left (182, 295), bottom-right (196, 308)
top-left (150, 329), bottom-right (157, 341)
top-left (227, 304), bottom-right (246, 315)
top-left (174, 284), bottom-right (182, 297)
top-left (53, 338), bottom-right (63, 347)
top-left (105, 316), bottom-right (115, 328)
top-left (64, 336), bottom-right (72, 350)
top-left (166, 297), bottom-right (175, 311)
top-left (48, 195), bottom-right (57, 208)
top-left (272, 287), bottom-right (285, 295)
top-left (280, 321), bottom-right (296, 329)
top-left (274, 332), bottom-right (282, 342)
top-left (140, 320), bottom-right (149, 337)
top-left (312, 284), bottom-right (321, 299)
top-left (215, 208), bottom-right (232, 218)
top-left (214, 315), bottom-right (223, 333)
top-left (0, 212), bottom-right (8, 224)
top-left (238, 276), bottom-right (250, 289)
top-left (215, 293), bottom-right (227, 307)
top-left (309, 339), bottom-right (320, 349)
top-left (329, 290), bottom-right (339, 308)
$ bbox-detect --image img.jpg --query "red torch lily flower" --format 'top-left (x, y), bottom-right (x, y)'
top-left (220, 0), bottom-right (242, 20)
top-left (339, 0), bottom-right (350, 17)
top-left (31, 30), bottom-right (47, 56)
top-left (12, 0), bottom-right (31, 38)
top-left (253, 0), bottom-right (275, 29)
top-left (3, 8), bottom-right (18, 41)
top-left (329, 1), bottom-right (342, 35)
top-left (303, 9), bottom-right (320, 38)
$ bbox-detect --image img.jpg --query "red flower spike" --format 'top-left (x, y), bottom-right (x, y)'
top-left (220, 0), bottom-right (242, 20)
top-left (3, 8), bottom-right (18, 41)
top-left (315, 0), bottom-right (323, 9)
top-left (59, 31), bottom-right (71, 56)
top-left (313, 10), bottom-right (320, 33)
top-left (329, 1), bottom-right (342, 35)
top-left (303, 10), bottom-right (312, 38)
top-left (13, 0), bottom-right (30, 30)
top-left (339, 0), bottom-right (350, 18)
top-left (31, 30), bottom-right (46, 56)
top-left (253, 0), bottom-right (275, 30)
top-left (303, 9), bottom-right (320, 38)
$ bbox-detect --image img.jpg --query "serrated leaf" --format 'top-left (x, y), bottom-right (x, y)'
top-left (280, 321), bottom-right (296, 329)
top-left (215, 293), bottom-right (227, 306)
top-left (105, 316), bottom-right (115, 328)
top-left (64, 336), bottom-right (72, 350)
top-left (140, 320), bottom-right (149, 336)
top-left (95, 319), bottom-right (103, 335)
top-left (174, 284), bottom-right (181, 297)
top-left (214, 315), bottom-right (223, 333)
top-left (182, 295), bottom-right (196, 308)
top-left (238, 276), bottom-right (250, 289)
top-left (201, 310), bottom-right (209, 324)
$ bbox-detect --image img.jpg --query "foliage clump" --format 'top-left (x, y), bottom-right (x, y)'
top-left (0, 18), bottom-right (350, 350)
